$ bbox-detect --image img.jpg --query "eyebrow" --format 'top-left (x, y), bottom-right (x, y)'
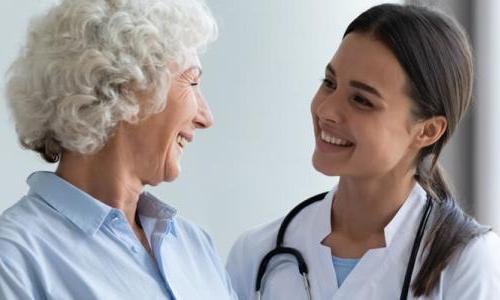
top-left (325, 64), bottom-right (383, 99)
top-left (350, 81), bottom-right (383, 98)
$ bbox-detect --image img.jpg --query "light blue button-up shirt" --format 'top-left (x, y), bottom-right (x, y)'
top-left (0, 171), bottom-right (236, 300)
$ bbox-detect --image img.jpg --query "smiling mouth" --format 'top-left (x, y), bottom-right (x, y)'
top-left (176, 134), bottom-right (190, 148)
top-left (320, 130), bottom-right (354, 147)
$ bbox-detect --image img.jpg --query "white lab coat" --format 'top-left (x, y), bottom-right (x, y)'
top-left (226, 184), bottom-right (500, 299)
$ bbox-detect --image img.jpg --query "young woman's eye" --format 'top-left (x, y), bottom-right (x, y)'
top-left (321, 78), bottom-right (336, 89)
top-left (352, 95), bottom-right (374, 108)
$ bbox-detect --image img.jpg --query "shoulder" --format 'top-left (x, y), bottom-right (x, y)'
top-left (0, 195), bottom-right (52, 248)
top-left (0, 196), bottom-right (50, 298)
top-left (231, 217), bottom-right (284, 254)
top-left (450, 230), bottom-right (500, 274)
top-left (226, 194), bottom-right (330, 299)
top-left (442, 231), bottom-right (500, 299)
top-left (172, 215), bottom-right (217, 249)
top-left (227, 216), bottom-right (285, 267)
top-left (450, 230), bottom-right (500, 276)
top-left (171, 215), bottom-right (225, 267)
top-left (228, 193), bottom-right (328, 262)
top-left (0, 194), bottom-right (65, 266)
top-left (226, 217), bottom-right (283, 300)
top-left (226, 194), bottom-right (328, 277)
top-left (171, 215), bottom-right (237, 298)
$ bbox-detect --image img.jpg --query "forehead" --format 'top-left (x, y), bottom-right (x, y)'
top-left (184, 53), bottom-right (201, 70)
top-left (331, 32), bottom-right (408, 96)
top-left (169, 53), bottom-right (202, 75)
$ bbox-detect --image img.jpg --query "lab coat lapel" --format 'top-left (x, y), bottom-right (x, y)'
top-left (264, 183), bottom-right (428, 299)
top-left (333, 184), bottom-right (428, 299)
top-left (292, 188), bottom-right (338, 299)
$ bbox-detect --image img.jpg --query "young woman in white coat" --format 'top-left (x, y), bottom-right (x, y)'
top-left (227, 4), bottom-right (500, 300)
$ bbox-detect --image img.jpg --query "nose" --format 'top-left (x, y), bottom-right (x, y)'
top-left (194, 94), bottom-right (214, 129)
top-left (315, 90), bottom-right (346, 124)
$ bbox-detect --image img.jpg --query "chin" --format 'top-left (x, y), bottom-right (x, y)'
top-left (312, 153), bottom-right (341, 177)
top-left (162, 163), bottom-right (180, 182)
top-left (163, 174), bottom-right (178, 183)
top-left (144, 168), bottom-right (179, 185)
top-left (144, 174), bottom-right (165, 186)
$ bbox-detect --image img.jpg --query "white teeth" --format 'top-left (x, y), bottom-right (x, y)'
top-left (320, 130), bottom-right (352, 146)
top-left (177, 135), bottom-right (188, 148)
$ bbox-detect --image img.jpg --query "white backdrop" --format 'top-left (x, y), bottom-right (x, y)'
top-left (475, 0), bottom-right (500, 233)
top-left (0, 0), bottom-right (399, 259)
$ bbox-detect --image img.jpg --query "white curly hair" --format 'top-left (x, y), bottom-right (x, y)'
top-left (6, 0), bottom-right (217, 162)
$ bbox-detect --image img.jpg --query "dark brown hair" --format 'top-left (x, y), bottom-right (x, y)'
top-left (344, 4), bottom-right (489, 296)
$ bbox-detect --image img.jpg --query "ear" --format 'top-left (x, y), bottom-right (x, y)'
top-left (412, 116), bottom-right (448, 149)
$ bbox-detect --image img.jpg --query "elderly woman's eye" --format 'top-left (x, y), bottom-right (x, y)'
top-left (190, 82), bottom-right (199, 86)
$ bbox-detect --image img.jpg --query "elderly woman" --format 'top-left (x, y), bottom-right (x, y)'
top-left (0, 0), bottom-right (235, 299)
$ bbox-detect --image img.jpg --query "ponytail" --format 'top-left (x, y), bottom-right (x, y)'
top-left (413, 159), bottom-right (490, 296)
top-left (415, 156), bottom-right (451, 200)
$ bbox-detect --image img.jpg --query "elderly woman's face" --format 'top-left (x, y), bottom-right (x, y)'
top-left (120, 55), bottom-right (213, 185)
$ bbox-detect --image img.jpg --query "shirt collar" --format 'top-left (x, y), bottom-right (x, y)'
top-left (137, 191), bottom-right (178, 238)
top-left (27, 171), bottom-right (178, 237)
top-left (137, 191), bottom-right (177, 220)
top-left (27, 171), bottom-right (112, 236)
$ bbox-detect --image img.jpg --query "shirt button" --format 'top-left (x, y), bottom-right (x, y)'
top-left (131, 246), bottom-right (139, 253)
top-left (110, 212), bottom-right (120, 222)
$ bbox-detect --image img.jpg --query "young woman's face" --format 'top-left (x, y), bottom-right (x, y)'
top-left (311, 32), bottom-right (422, 179)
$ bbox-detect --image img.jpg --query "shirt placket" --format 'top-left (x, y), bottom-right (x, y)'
top-left (107, 210), bottom-right (173, 298)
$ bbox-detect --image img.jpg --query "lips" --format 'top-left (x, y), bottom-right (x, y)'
top-left (320, 130), bottom-right (354, 147)
top-left (314, 118), bottom-right (356, 154)
top-left (176, 132), bottom-right (193, 148)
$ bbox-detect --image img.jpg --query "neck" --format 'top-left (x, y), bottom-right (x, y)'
top-left (55, 142), bottom-right (143, 227)
top-left (332, 171), bottom-right (417, 240)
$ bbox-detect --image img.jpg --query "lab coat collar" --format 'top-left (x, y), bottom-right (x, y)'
top-left (307, 188), bottom-right (337, 298)
top-left (383, 183), bottom-right (427, 246)
top-left (300, 182), bottom-right (428, 298)
top-left (310, 182), bottom-right (428, 247)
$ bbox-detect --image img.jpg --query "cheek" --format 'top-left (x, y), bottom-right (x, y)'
top-left (357, 119), bottom-right (413, 164)
top-left (167, 95), bottom-right (198, 125)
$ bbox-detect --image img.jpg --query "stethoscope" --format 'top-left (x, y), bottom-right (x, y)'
top-left (255, 192), bottom-right (434, 300)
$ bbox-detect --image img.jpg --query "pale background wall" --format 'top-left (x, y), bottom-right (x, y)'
top-left (409, 0), bottom-right (500, 230)
top-left (474, 0), bottom-right (500, 233)
top-left (2, 0), bottom-right (498, 261)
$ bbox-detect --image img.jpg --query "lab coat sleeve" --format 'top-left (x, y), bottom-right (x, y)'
top-left (227, 231), bottom-right (253, 300)
top-left (443, 231), bottom-right (500, 299)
